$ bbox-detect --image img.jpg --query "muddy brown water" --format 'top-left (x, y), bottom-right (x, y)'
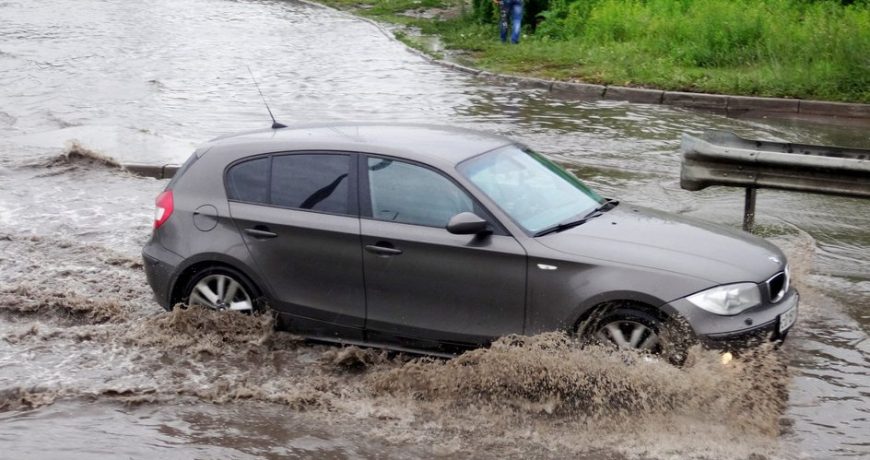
top-left (0, 0), bottom-right (868, 458)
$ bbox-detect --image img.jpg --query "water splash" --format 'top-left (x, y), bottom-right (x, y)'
top-left (368, 333), bottom-right (788, 433)
top-left (43, 141), bottom-right (122, 170)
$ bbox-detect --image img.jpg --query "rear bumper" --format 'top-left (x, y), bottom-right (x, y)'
top-left (666, 288), bottom-right (799, 348)
top-left (142, 240), bottom-right (183, 311)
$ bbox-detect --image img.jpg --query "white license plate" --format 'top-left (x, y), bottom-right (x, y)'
top-left (779, 305), bottom-right (798, 333)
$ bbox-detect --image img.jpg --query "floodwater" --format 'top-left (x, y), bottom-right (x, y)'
top-left (0, 0), bottom-right (867, 458)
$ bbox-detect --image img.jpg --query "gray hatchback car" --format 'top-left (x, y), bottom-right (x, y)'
top-left (142, 123), bottom-right (798, 356)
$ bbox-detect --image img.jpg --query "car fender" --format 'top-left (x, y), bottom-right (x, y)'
top-left (560, 289), bottom-right (696, 332)
top-left (524, 259), bottom-right (710, 335)
top-left (564, 289), bottom-right (668, 325)
top-left (168, 252), bottom-right (274, 305)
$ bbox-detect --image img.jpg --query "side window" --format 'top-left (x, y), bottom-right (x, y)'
top-left (226, 157), bottom-right (269, 204)
top-left (367, 158), bottom-right (474, 228)
top-left (271, 154), bottom-right (350, 214)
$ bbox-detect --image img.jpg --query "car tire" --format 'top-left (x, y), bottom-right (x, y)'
top-left (583, 305), bottom-right (691, 364)
top-left (182, 266), bottom-right (260, 314)
top-left (592, 307), bottom-right (663, 351)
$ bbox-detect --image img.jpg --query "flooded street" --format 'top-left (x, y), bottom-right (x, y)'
top-left (1, 0), bottom-right (868, 458)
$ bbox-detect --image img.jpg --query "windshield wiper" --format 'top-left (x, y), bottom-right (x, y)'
top-left (597, 198), bottom-right (620, 212)
top-left (533, 214), bottom-right (598, 237)
top-left (533, 199), bottom-right (619, 238)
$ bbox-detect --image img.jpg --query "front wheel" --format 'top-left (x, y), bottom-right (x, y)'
top-left (581, 305), bottom-right (692, 364)
top-left (183, 267), bottom-right (258, 313)
top-left (592, 307), bottom-right (663, 353)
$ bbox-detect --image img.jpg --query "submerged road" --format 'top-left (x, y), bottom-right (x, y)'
top-left (0, 0), bottom-right (868, 458)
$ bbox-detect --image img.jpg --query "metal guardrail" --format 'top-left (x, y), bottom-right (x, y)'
top-left (680, 131), bottom-right (870, 231)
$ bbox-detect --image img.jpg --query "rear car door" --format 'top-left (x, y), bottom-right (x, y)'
top-left (226, 152), bottom-right (365, 339)
top-left (360, 155), bottom-right (527, 349)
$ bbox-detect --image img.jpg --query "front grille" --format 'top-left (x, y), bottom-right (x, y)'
top-left (766, 267), bottom-right (789, 303)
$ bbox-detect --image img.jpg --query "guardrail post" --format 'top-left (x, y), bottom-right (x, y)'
top-left (742, 187), bottom-right (757, 233)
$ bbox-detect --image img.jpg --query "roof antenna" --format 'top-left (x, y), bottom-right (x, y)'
top-left (247, 65), bottom-right (287, 129)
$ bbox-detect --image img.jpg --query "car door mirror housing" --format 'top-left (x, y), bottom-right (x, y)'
top-left (447, 212), bottom-right (491, 235)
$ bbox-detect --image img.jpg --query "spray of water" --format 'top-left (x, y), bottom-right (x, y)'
top-left (0, 170), bottom-right (799, 458)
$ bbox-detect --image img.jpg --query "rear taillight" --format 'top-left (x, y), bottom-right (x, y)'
top-left (154, 190), bottom-right (174, 229)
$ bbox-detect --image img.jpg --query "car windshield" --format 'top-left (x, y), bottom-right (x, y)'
top-left (458, 145), bottom-right (603, 234)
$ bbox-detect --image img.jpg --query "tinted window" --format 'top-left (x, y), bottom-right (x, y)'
top-left (271, 154), bottom-right (350, 214)
top-left (226, 157), bottom-right (269, 203)
top-left (367, 158), bottom-right (473, 228)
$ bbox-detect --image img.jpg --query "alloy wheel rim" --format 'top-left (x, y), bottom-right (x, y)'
top-left (189, 274), bottom-right (253, 312)
top-left (596, 320), bottom-right (660, 351)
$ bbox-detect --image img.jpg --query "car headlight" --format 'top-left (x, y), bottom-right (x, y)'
top-left (686, 283), bottom-right (761, 316)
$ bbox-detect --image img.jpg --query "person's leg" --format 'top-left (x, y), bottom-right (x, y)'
top-left (510, 0), bottom-right (523, 44)
top-left (499, 2), bottom-right (509, 43)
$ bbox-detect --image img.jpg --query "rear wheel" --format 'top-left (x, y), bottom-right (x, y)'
top-left (183, 267), bottom-right (258, 313)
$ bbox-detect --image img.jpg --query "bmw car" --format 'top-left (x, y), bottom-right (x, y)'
top-left (142, 123), bottom-right (798, 356)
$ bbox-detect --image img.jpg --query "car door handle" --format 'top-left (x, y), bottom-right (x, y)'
top-left (365, 244), bottom-right (403, 256)
top-left (244, 227), bottom-right (277, 239)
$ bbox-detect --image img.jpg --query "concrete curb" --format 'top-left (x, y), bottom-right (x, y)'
top-left (123, 163), bottom-right (179, 179)
top-left (604, 86), bottom-right (664, 104)
top-left (550, 81), bottom-right (605, 99)
top-left (662, 91), bottom-right (728, 111)
top-left (798, 100), bottom-right (870, 118)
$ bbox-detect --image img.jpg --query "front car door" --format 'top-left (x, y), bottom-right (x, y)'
top-left (360, 156), bottom-right (527, 350)
top-left (226, 152), bottom-right (365, 339)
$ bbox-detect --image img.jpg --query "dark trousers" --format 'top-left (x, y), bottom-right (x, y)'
top-left (499, 0), bottom-right (523, 44)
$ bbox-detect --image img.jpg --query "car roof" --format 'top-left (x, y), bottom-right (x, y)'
top-left (202, 122), bottom-right (516, 166)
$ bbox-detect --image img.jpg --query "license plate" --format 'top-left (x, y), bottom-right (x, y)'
top-left (779, 305), bottom-right (798, 333)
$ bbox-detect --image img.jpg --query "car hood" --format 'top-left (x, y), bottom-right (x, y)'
top-left (535, 205), bottom-right (786, 285)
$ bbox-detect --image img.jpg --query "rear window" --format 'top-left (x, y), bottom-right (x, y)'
top-left (225, 153), bottom-right (353, 216)
top-left (226, 157), bottom-right (269, 203)
top-left (271, 154), bottom-right (350, 214)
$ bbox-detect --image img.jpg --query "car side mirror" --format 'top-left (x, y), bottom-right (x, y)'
top-left (446, 212), bottom-right (491, 235)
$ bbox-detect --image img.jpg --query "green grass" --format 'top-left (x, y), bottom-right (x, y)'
top-left (313, 0), bottom-right (870, 103)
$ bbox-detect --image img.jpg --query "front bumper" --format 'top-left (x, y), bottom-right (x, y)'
top-left (666, 288), bottom-right (799, 348)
